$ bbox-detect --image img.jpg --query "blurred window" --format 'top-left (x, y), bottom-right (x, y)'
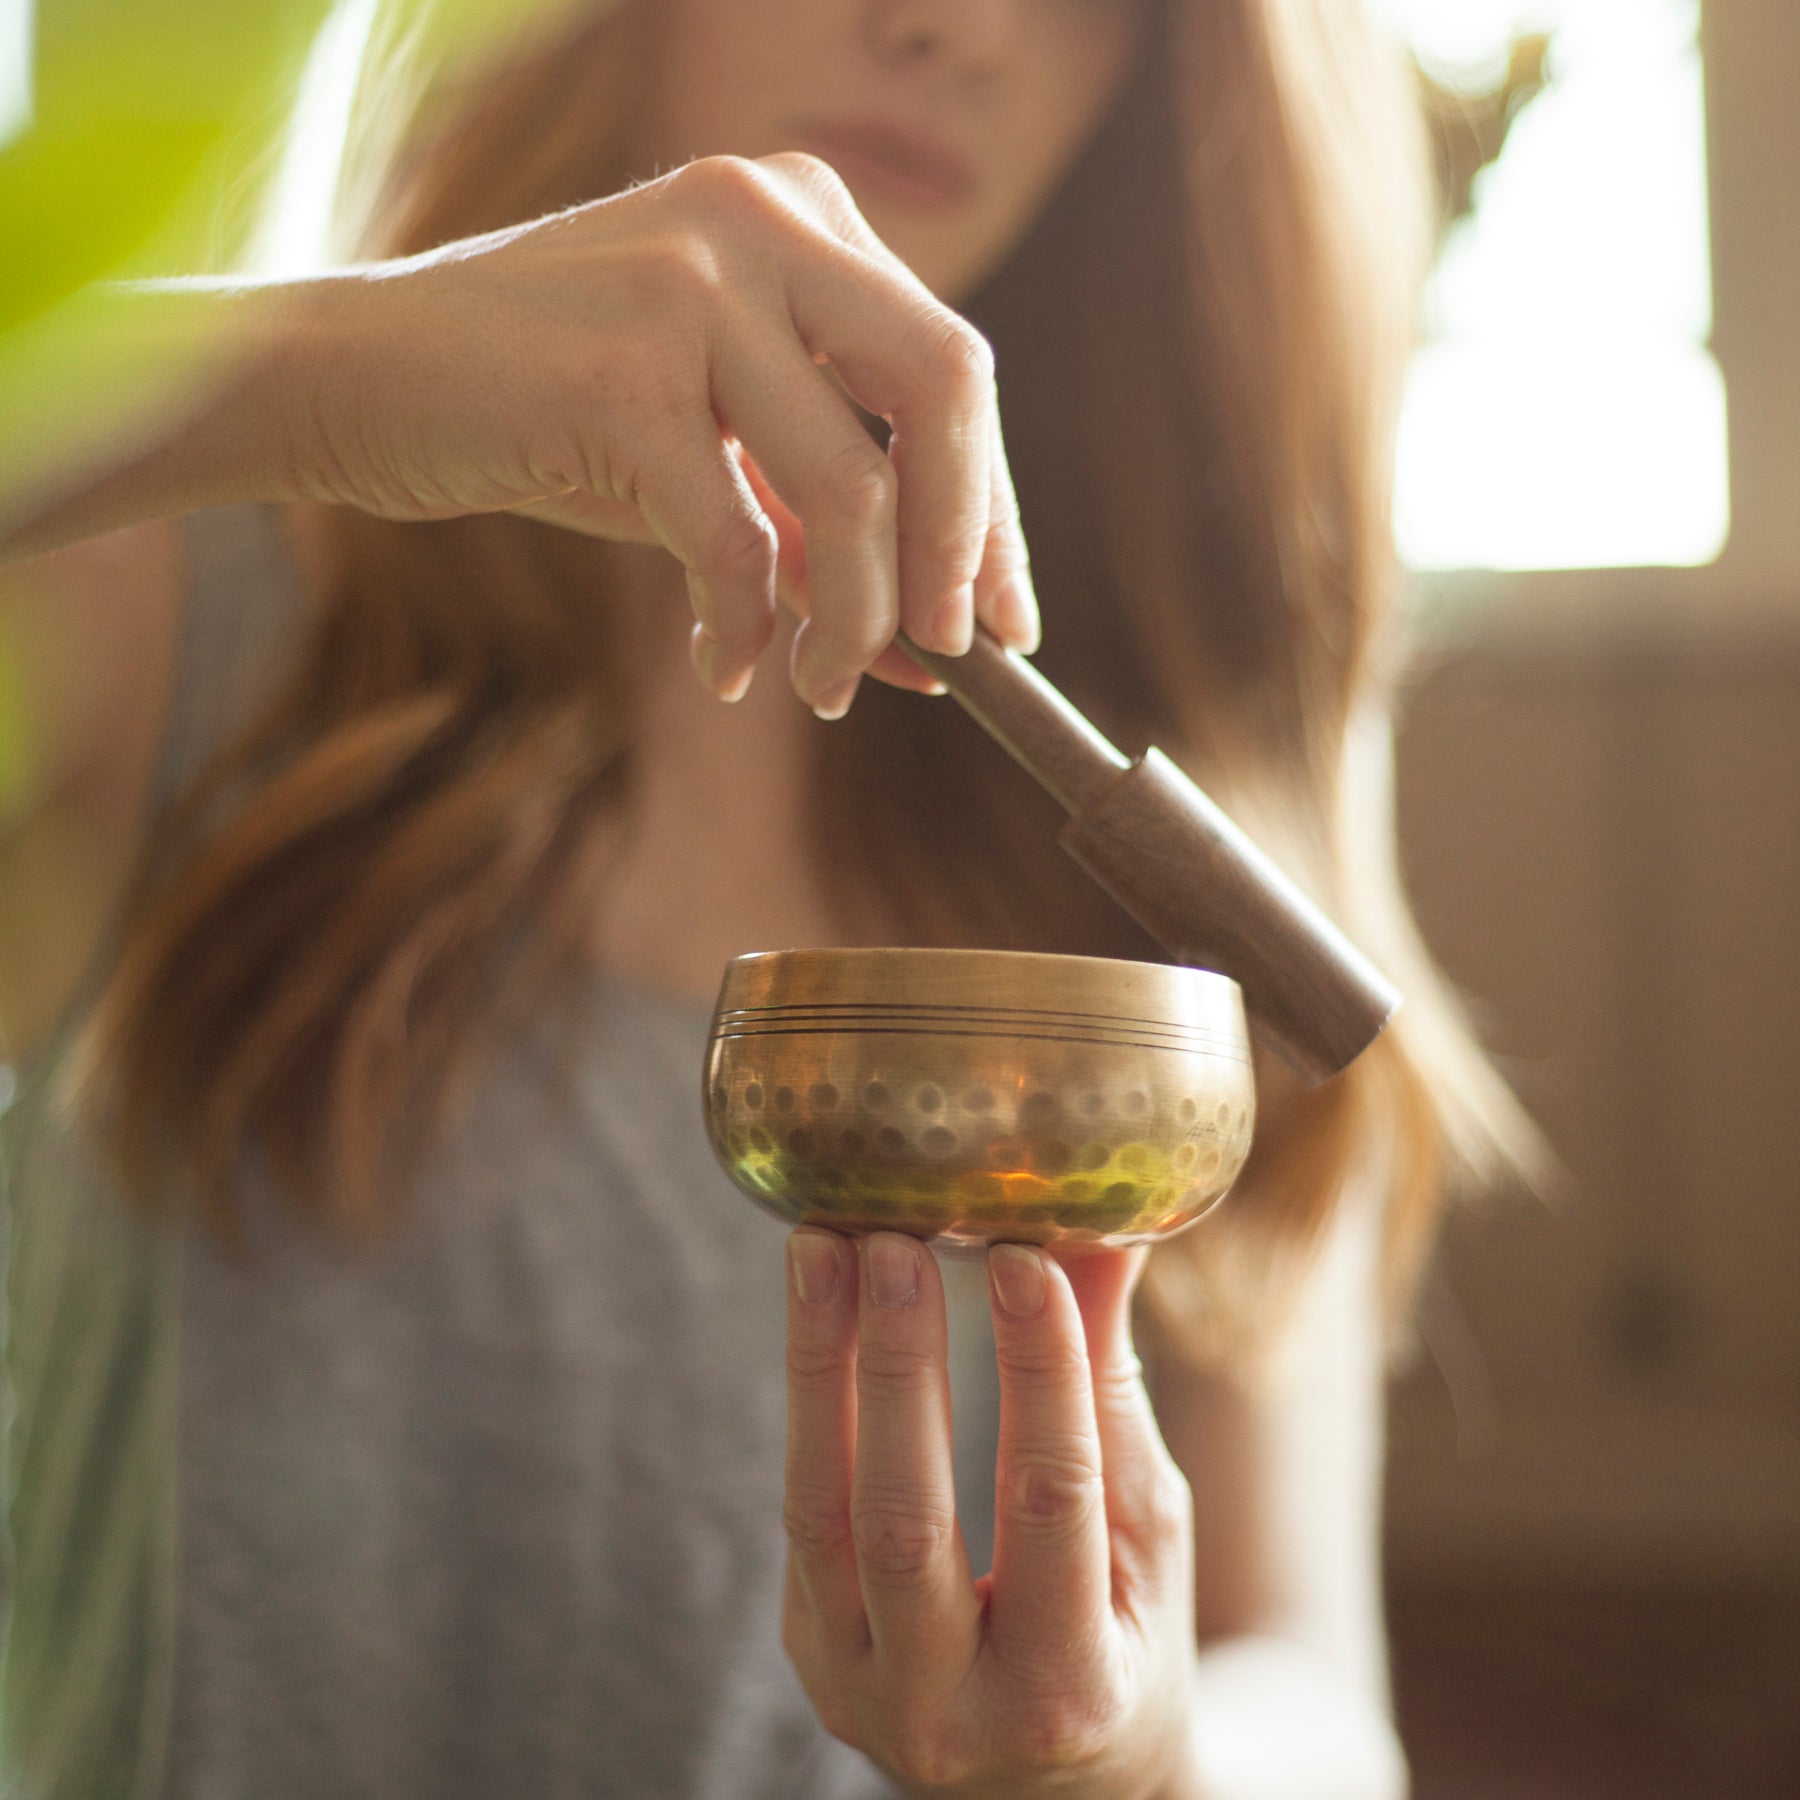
top-left (1373, 0), bottom-right (1726, 573)
top-left (1, 0), bottom-right (30, 148)
top-left (251, 0), bottom-right (379, 275)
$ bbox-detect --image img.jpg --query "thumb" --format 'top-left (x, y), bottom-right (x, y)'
top-left (1055, 1244), bottom-right (1150, 1377)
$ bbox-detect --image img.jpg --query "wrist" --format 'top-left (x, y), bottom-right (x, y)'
top-left (1182, 1637), bottom-right (1408, 1800)
top-left (256, 266), bottom-right (388, 513)
top-left (1, 274), bottom-right (335, 556)
top-left (156, 273), bottom-right (340, 513)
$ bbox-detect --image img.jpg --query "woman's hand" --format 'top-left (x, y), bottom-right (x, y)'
top-left (783, 1229), bottom-right (1203, 1798)
top-left (285, 151), bottom-right (1037, 714)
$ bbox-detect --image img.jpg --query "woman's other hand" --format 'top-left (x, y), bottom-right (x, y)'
top-left (783, 1229), bottom-right (1202, 1798)
top-left (288, 152), bottom-right (1037, 715)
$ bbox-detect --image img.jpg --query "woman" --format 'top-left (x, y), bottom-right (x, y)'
top-left (0, 1), bottom-right (1521, 1795)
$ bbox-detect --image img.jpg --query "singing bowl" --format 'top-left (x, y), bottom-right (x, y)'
top-left (703, 947), bottom-right (1255, 1249)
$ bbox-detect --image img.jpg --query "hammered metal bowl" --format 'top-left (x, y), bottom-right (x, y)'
top-left (703, 947), bottom-right (1254, 1249)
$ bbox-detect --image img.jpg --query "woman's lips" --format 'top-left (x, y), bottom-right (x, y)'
top-left (789, 118), bottom-right (977, 210)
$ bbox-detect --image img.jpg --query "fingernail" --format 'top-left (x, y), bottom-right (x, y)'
top-left (991, 575), bottom-right (1040, 654)
top-left (930, 586), bottom-right (975, 656)
top-left (810, 678), bottom-right (858, 722)
top-left (790, 1232), bottom-right (841, 1305)
top-left (865, 1234), bottom-right (919, 1310)
top-left (691, 627), bottom-right (752, 703)
top-left (696, 647), bottom-right (753, 703)
top-left (990, 1243), bottom-right (1046, 1319)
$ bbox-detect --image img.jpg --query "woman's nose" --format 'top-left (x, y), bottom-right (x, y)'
top-left (864, 0), bottom-right (1022, 82)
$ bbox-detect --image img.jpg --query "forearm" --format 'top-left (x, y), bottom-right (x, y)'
top-left (1171, 1636), bottom-right (1407, 1800)
top-left (1, 278), bottom-right (316, 560)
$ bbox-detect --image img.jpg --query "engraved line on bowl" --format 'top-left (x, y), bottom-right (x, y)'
top-left (712, 1019), bottom-right (1240, 1057)
top-left (714, 1014), bottom-right (1238, 1050)
top-left (712, 1024), bottom-right (1248, 1060)
top-left (715, 994), bottom-right (1234, 1021)
top-left (716, 998), bottom-right (1236, 1034)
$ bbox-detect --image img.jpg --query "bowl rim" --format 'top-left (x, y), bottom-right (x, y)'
top-left (722, 945), bottom-right (1238, 987)
top-left (715, 946), bottom-right (1246, 1041)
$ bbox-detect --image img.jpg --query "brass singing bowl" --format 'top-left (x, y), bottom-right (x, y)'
top-left (703, 947), bottom-right (1255, 1249)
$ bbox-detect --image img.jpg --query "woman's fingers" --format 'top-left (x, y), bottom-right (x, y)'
top-left (972, 403), bottom-right (1039, 652)
top-left (549, 153), bottom-right (1032, 711)
top-left (1058, 1247), bottom-right (1194, 1608)
top-left (884, 360), bottom-right (989, 659)
top-left (763, 150), bottom-right (1001, 660)
top-left (775, 261), bottom-right (1011, 662)
top-left (784, 1229), bottom-right (1185, 1785)
top-left (851, 1233), bottom-right (980, 1686)
top-left (783, 1230), bottom-right (867, 1667)
top-left (713, 337), bottom-right (899, 715)
top-left (604, 397), bottom-right (781, 699)
top-left (735, 447), bottom-right (943, 697)
top-left (986, 1243), bottom-right (1114, 1672)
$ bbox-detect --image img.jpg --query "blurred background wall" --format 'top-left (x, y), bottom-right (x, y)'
top-left (1377, 3), bottom-right (1800, 1794)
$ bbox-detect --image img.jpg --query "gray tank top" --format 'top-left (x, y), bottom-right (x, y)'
top-left (1, 508), bottom-right (998, 1799)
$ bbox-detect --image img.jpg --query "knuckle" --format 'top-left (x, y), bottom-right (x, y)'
top-left (669, 152), bottom-right (773, 217)
top-left (628, 229), bottom-right (727, 314)
top-left (983, 514), bottom-right (1031, 573)
top-left (783, 1484), bottom-right (854, 1559)
top-left (1122, 1485), bottom-right (1191, 1566)
top-left (1090, 1354), bottom-right (1150, 1411)
top-left (850, 1490), bottom-right (956, 1586)
top-left (1141, 1452), bottom-right (1195, 1542)
top-left (785, 1337), bottom-right (844, 1397)
top-left (1007, 1688), bottom-right (1125, 1772)
top-left (925, 316), bottom-right (996, 394)
top-left (1001, 1444), bottom-right (1104, 1539)
top-left (854, 1335), bottom-right (937, 1398)
top-left (815, 437), bottom-right (896, 528)
top-left (995, 1336), bottom-right (1090, 1387)
top-left (908, 517), bottom-right (987, 584)
top-left (881, 1714), bottom-right (976, 1789)
top-left (1108, 1451), bottom-right (1194, 1600)
top-left (699, 508), bottom-right (776, 586)
top-left (764, 148), bottom-right (854, 207)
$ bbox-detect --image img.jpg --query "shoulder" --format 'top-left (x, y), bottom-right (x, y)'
top-left (1, 520), bottom-right (187, 814)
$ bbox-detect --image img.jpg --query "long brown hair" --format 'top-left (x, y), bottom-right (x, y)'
top-left (80, 0), bottom-right (1530, 1363)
